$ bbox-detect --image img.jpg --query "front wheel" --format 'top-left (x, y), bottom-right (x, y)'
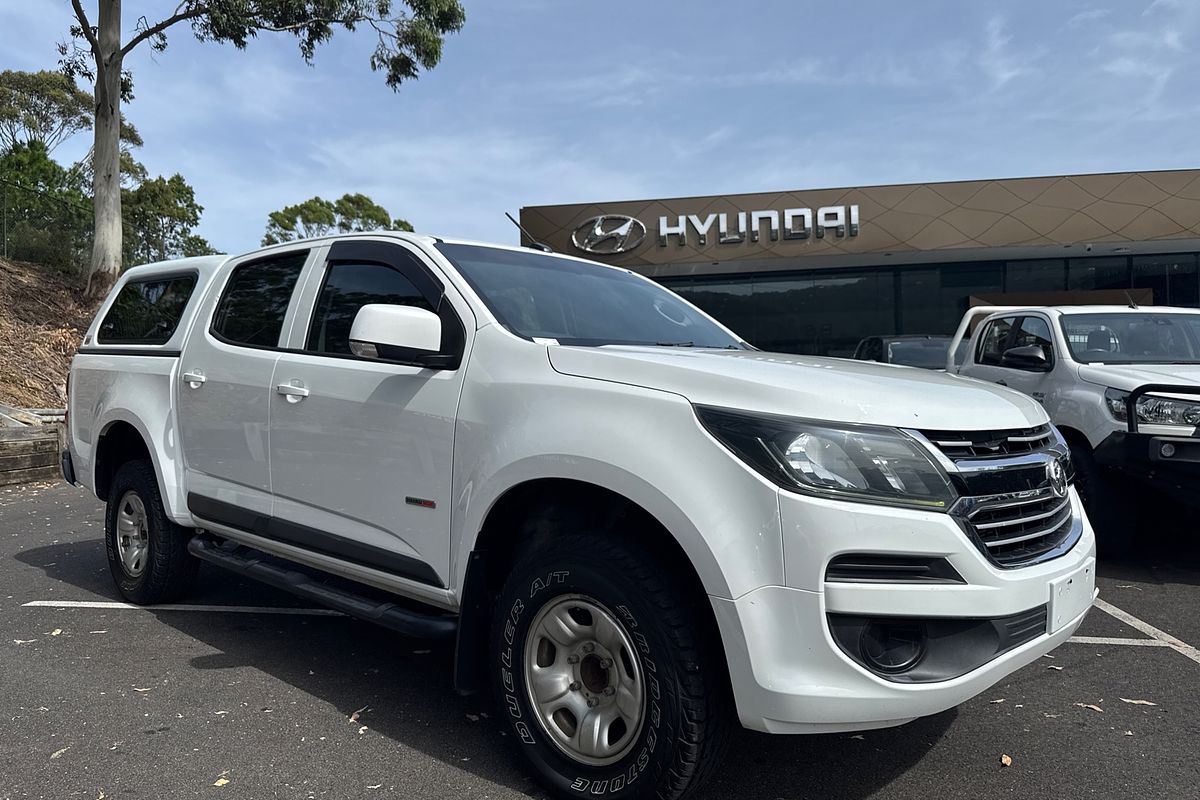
top-left (1070, 441), bottom-right (1136, 557)
top-left (491, 533), bottom-right (730, 800)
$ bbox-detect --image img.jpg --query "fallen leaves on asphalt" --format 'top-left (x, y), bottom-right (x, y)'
top-left (1000, 754), bottom-right (1013, 767)
top-left (50, 747), bottom-right (69, 760)
top-left (1074, 703), bottom-right (1103, 713)
top-left (350, 705), bottom-right (369, 723)
top-left (213, 772), bottom-right (230, 787)
top-left (13, 639), bottom-right (35, 644)
top-left (132, 687), bottom-right (152, 693)
top-left (1119, 698), bottom-right (1157, 706)
top-left (989, 699), bottom-right (1006, 704)
top-left (50, 628), bottom-right (62, 636)
top-left (1047, 665), bottom-right (1064, 671)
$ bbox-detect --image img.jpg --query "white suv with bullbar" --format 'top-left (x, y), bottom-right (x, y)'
top-left (65, 233), bottom-right (1096, 799)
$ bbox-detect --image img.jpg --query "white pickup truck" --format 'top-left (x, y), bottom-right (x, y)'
top-left (64, 233), bottom-right (1096, 800)
top-left (949, 305), bottom-right (1200, 553)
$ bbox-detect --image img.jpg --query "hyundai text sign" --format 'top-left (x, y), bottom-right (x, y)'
top-left (568, 205), bottom-right (860, 254)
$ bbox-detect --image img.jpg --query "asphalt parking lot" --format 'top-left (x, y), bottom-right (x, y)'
top-left (2, 482), bottom-right (1198, 800)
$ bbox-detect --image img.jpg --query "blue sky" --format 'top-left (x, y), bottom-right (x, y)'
top-left (3, 0), bottom-right (1199, 253)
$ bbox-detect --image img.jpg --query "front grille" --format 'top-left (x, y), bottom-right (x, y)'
top-left (920, 424), bottom-right (1055, 459)
top-left (910, 424), bottom-right (1079, 568)
top-left (963, 491), bottom-right (1074, 566)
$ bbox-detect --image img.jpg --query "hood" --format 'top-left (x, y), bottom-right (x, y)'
top-left (548, 346), bottom-right (1048, 431)
top-left (1077, 363), bottom-right (1200, 393)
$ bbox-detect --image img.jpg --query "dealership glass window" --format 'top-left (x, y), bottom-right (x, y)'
top-left (1068, 257), bottom-right (1129, 292)
top-left (682, 279), bottom-right (757, 342)
top-left (1132, 254), bottom-right (1198, 307)
top-left (753, 270), bottom-right (895, 357)
top-left (1006, 259), bottom-right (1066, 293)
top-left (898, 263), bottom-right (1002, 336)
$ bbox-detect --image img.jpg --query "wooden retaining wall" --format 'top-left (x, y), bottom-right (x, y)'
top-left (0, 425), bottom-right (63, 487)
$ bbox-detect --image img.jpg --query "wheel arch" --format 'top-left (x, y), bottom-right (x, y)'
top-left (452, 475), bottom-right (728, 695)
top-left (94, 415), bottom-right (163, 507)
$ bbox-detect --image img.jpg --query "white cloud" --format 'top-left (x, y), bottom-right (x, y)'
top-left (979, 16), bottom-right (1040, 88)
top-left (1067, 8), bottom-right (1111, 27)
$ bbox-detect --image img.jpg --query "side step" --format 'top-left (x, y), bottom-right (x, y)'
top-left (188, 535), bottom-right (458, 640)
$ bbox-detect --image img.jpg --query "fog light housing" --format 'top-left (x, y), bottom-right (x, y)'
top-left (860, 621), bottom-right (927, 674)
top-left (1161, 442), bottom-right (1176, 459)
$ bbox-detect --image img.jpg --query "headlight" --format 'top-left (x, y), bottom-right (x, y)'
top-left (696, 406), bottom-right (956, 511)
top-left (1105, 388), bottom-right (1200, 427)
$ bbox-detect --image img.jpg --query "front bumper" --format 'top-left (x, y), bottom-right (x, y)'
top-left (1095, 431), bottom-right (1200, 508)
top-left (713, 489), bottom-right (1097, 733)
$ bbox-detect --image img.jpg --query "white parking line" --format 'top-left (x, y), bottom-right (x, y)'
top-left (22, 599), bottom-right (344, 617)
top-left (1091, 598), bottom-right (1200, 665)
top-left (1068, 635), bottom-right (1170, 647)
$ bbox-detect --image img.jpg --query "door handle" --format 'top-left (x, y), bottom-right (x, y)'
top-left (276, 381), bottom-right (310, 403)
top-left (182, 370), bottom-right (206, 388)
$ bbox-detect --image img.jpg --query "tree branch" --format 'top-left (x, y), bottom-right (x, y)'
top-left (69, 0), bottom-right (101, 55)
top-left (120, 4), bottom-right (211, 58)
top-left (256, 16), bottom-right (362, 34)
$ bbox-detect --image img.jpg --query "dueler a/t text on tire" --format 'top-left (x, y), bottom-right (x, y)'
top-left (105, 460), bottom-right (198, 604)
top-left (491, 533), bottom-right (730, 800)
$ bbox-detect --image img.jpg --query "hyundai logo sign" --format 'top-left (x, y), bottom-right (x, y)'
top-left (571, 215), bottom-right (648, 254)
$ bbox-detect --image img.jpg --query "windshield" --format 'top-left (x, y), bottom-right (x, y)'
top-left (436, 244), bottom-right (744, 348)
top-left (1060, 312), bottom-right (1200, 364)
top-left (886, 339), bottom-right (953, 368)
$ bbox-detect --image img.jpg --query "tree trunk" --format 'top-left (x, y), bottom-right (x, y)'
top-left (86, 0), bottom-right (123, 301)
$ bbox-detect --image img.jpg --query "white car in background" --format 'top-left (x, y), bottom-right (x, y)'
top-left (949, 304), bottom-right (1200, 553)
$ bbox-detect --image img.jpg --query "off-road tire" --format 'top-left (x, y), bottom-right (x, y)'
top-left (1070, 441), bottom-right (1136, 557)
top-left (105, 460), bottom-right (198, 604)
top-left (490, 533), bottom-right (731, 800)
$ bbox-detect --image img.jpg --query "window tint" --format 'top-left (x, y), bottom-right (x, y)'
top-left (212, 252), bottom-right (307, 347)
top-left (98, 275), bottom-right (197, 344)
top-left (306, 262), bottom-right (432, 355)
top-left (1013, 316), bottom-right (1054, 360)
top-left (977, 317), bottom-right (1015, 365)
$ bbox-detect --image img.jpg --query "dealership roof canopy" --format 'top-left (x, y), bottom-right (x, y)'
top-left (520, 170), bottom-right (1200, 278)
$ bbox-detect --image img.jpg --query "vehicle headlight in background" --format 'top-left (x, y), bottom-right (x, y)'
top-left (1104, 388), bottom-right (1200, 427)
top-left (695, 406), bottom-right (956, 511)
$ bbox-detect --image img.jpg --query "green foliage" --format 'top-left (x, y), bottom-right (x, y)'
top-left (0, 140), bottom-right (92, 271)
top-left (0, 70), bottom-right (93, 153)
top-left (122, 174), bottom-right (208, 265)
top-left (262, 193), bottom-right (413, 245)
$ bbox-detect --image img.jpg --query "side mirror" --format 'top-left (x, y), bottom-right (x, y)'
top-left (1001, 344), bottom-right (1050, 371)
top-left (349, 304), bottom-right (442, 362)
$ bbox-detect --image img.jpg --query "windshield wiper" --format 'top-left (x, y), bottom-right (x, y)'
top-left (655, 341), bottom-right (695, 347)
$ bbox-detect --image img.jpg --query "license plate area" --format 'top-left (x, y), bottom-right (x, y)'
top-left (1049, 559), bottom-right (1095, 633)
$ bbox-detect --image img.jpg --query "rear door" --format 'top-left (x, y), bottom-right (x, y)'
top-left (267, 239), bottom-right (472, 589)
top-left (177, 247), bottom-right (314, 520)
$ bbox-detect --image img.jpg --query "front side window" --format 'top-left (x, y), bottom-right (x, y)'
top-left (98, 274), bottom-right (197, 344)
top-left (306, 262), bottom-right (432, 355)
top-left (1012, 317), bottom-right (1054, 361)
top-left (435, 244), bottom-right (743, 348)
top-left (976, 317), bottom-right (1016, 366)
top-left (212, 251), bottom-right (307, 347)
top-left (1061, 313), bottom-right (1200, 364)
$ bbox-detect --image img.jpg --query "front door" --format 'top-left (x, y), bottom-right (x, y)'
top-left (178, 248), bottom-right (312, 519)
top-left (267, 240), bottom-right (471, 589)
top-left (998, 315), bottom-right (1057, 407)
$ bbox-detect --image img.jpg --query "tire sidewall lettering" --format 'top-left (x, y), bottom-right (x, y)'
top-left (497, 568), bottom-right (670, 797)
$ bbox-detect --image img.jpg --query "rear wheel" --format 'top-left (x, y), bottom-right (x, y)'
top-left (1070, 441), bottom-right (1135, 557)
top-left (105, 460), bottom-right (198, 603)
top-left (490, 533), bottom-right (730, 800)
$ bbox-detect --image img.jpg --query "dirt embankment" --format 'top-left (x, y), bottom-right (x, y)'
top-left (0, 259), bottom-right (95, 409)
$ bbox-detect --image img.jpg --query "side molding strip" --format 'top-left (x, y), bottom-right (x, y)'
top-left (186, 493), bottom-right (444, 588)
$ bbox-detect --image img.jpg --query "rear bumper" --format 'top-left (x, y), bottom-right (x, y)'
top-left (60, 449), bottom-right (77, 485)
top-left (1095, 432), bottom-right (1200, 508)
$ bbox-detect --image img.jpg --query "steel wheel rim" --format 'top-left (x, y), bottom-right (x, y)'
top-left (523, 593), bottom-right (646, 767)
top-left (115, 490), bottom-right (149, 578)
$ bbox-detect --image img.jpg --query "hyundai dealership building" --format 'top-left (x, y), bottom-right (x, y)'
top-left (519, 170), bottom-right (1200, 356)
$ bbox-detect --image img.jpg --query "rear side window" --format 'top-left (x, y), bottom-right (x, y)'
top-left (98, 275), bottom-right (197, 344)
top-left (306, 262), bottom-right (433, 355)
top-left (976, 317), bottom-right (1016, 365)
top-left (212, 252), bottom-right (307, 347)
